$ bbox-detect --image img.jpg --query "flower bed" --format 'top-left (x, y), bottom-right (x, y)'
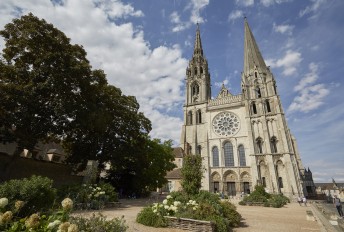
top-left (164, 216), bottom-right (215, 232)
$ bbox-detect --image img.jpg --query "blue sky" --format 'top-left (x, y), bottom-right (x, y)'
top-left (1, 0), bottom-right (343, 183)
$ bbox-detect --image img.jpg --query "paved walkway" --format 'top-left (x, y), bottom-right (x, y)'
top-left (73, 198), bottom-right (330, 232)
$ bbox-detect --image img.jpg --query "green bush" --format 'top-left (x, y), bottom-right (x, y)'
top-left (268, 194), bottom-right (290, 208)
top-left (70, 213), bottom-right (128, 231)
top-left (136, 206), bottom-right (167, 227)
top-left (240, 185), bottom-right (289, 208)
top-left (221, 201), bottom-right (241, 227)
top-left (0, 175), bottom-right (56, 216)
top-left (57, 182), bottom-right (118, 210)
top-left (137, 192), bottom-right (241, 231)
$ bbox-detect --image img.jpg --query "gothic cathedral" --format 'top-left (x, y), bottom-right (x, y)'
top-left (180, 20), bottom-right (313, 198)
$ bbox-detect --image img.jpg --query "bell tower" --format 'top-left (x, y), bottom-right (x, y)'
top-left (185, 24), bottom-right (211, 105)
top-left (241, 19), bottom-right (304, 196)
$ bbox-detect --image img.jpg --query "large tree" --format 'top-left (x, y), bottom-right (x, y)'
top-left (106, 138), bottom-right (176, 196)
top-left (0, 14), bottom-right (175, 195)
top-left (0, 13), bottom-right (95, 153)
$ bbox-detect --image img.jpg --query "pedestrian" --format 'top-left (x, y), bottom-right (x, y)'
top-left (297, 196), bottom-right (302, 206)
top-left (333, 195), bottom-right (343, 218)
top-left (302, 196), bottom-right (307, 206)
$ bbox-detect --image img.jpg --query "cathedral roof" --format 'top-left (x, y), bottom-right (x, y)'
top-left (172, 147), bottom-right (185, 158)
top-left (166, 168), bottom-right (182, 179)
top-left (244, 18), bottom-right (268, 75)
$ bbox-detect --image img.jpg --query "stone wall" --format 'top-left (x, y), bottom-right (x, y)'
top-left (0, 153), bottom-right (83, 187)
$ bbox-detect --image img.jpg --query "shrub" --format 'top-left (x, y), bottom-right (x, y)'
top-left (70, 213), bottom-right (127, 232)
top-left (0, 175), bottom-right (56, 216)
top-left (240, 185), bottom-right (289, 208)
top-left (268, 194), bottom-right (290, 208)
top-left (181, 154), bottom-right (203, 196)
top-left (137, 192), bottom-right (241, 232)
top-left (221, 201), bottom-right (241, 227)
top-left (58, 182), bottom-right (118, 210)
top-left (136, 206), bottom-right (167, 227)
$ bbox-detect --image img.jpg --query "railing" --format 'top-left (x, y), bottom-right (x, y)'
top-left (208, 94), bottom-right (243, 107)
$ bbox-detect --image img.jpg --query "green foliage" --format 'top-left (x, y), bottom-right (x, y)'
top-left (240, 185), bottom-right (289, 208)
top-left (181, 154), bottom-right (203, 196)
top-left (268, 194), bottom-right (290, 208)
top-left (136, 206), bottom-right (167, 227)
top-left (57, 182), bottom-right (118, 210)
top-left (0, 175), bottom-right (56, 216)
top-left (107, 138), bottom-right (175, 197)
top-left (70, 213), bottom-right (128, 232)
top-left (220, 201), bottom-right (241, 227)
top-left (137, 192), bottom-right (241, 231)
top-left (0, 13), bottom-right (170, 198)
top-left (0, 187), bottom-right (127, 231)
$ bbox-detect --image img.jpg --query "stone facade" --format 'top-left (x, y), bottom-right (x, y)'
top-left (179, 21), bottom-right (313, 198)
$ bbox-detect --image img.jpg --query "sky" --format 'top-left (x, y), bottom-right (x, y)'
top-left (1, 0), bottom-right (343, 183)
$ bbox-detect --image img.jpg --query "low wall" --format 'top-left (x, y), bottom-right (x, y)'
top-left (164, 216), bottom-right (215, 232)
top-left (0, 153), bottom-right (83, 187)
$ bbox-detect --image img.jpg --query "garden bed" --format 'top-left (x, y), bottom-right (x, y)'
top-left (164, 216), bottom-right (215, 232)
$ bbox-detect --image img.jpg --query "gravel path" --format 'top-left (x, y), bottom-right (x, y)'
top-left (73, 198), bottom-right (324, 232)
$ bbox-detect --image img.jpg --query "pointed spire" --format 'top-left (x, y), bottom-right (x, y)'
top-left (244, 18), bottom-right (268, 75)
top-left (193, 23), bottom-right (203, 56)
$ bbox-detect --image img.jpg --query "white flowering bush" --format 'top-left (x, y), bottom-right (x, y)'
top-left (60, 183), bottom-right (118, 210)
top-left (137, 191), bottom-right (241, 232)
top-left (0, 196), bottom-right (128, 231)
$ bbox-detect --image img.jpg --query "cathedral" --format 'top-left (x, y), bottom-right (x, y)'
top-left (179, 20), bottom-right (315, 198)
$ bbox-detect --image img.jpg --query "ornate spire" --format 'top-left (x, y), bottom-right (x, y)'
top-left (243, 19), bottom-right (268, 75)
top-left (193, 23), bottom-right (203, 56)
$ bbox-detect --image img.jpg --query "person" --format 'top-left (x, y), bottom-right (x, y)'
top-left (297, 196), bottom-right (302, 206)
top-left (302, 196), bottom-right (307, 206)
top-left (333, 195), bottom-right (343, 218)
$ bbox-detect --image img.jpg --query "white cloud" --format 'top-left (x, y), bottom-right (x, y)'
top-left (189, 0), bottom-right (209, 24)
top-left (214, 79), bottom-right (229, 88)
top-left (170, 0), bottom-right (209, 32)
top-left (0, 0), bottom-right (187, 143)
top-left (288, 63), bottom-right (329, 113)
top-left (235, 0), bottom-right (254, 7)
top-left (228, 10), bottom-right (244, 23)
top-left (273, 23), bottom-right (294, 35)
top-left (266, 50), bottom-right (302, 76)
top-left (293, 62), bottom-right (318, 91)
top-left (260, 0), bottom-right (291, 7)
top-left (299, 0), bottom-right (327, 17)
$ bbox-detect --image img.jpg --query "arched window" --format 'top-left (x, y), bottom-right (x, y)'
top-left (270, 136), bottom-right (278, 153)
top-left (197, 145), bottom-right (202, 155)
top-left (200, 67), bottom-right (203, 74)
top-left (192, 83), bottom-right (199, 96)
top-left (278, 177), bottom-right (283, 188)
top-left (188, 145), bottom-right (192, 155)
top-left (187, 111), bottom-right (193, 125)
top-left (255, 72), bottom-right (258, 78)
top-left (224, 142), bottom-right (234, 167)
top-left (252, 102), bottom-right (257, 114)
top-left (266, 100), bottom-right (271, 112)
top-left (238, 145), bottom-right (246, 166)
top-left (196, 110), bottom-right (202, 124)
top-left (256, 87), bottom-right (261, 98)
top-left (212, 146), bottom-right (219, 167)
top-left (262, 177), bottom-right (266, 187)
top-left (256, 137), bottom-right (263, 154)
top-left (194, 67), bottom-right (197, 75)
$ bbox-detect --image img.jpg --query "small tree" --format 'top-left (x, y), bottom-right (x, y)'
top-left (181, 154), bottom-right (203, 196)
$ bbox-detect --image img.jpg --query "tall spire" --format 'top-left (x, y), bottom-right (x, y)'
top-left (193, 23), bottom-right (203, 56)
top-left (244, 19), bottom-right (268, 75)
